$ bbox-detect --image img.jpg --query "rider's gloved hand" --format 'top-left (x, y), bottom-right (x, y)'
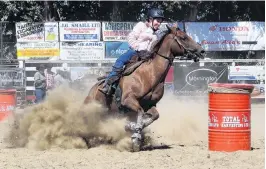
top-left (154, 30), bottom-right (166, 40)
top-left (151, 34), bottom-right (157, 41)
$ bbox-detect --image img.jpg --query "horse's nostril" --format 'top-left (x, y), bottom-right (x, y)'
top-left (201, 50), bottom-right (205, 54)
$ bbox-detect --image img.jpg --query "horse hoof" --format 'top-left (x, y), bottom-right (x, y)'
top-left (131, 133), bottom-right (142, 152)
top-left (125, 122), bottom-right (136, 132)
top-left (132, 138), bottom-right (141, 152)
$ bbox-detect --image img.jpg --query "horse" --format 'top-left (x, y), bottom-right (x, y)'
top-left (83, 24), bottom-right (205, 152)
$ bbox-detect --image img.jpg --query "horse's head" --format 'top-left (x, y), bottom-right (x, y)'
top-left (166, 24), bottom-right (206, 62)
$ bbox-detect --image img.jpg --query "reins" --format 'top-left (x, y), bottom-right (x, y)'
top-left (141, 32), bottom-right (182, 99)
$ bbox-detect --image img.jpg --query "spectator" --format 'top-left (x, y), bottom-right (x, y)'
top-left (34, 64), bottom-right (46, 103)
top-left (54, 69), bottom-right (71, 87)
top-left (44, 64), bottom-right (55, 91)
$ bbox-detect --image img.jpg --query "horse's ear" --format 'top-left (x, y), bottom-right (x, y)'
top-left (166, 24), bottom-right (171, 33)
top-left (172, 23), bottom-right (178, 28)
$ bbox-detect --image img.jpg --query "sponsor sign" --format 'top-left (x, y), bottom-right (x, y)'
top-left (173, 65), bottom-right (228, 96)
top-left (16, 22), bottom-right (44, 42)
top-left (102, 22), bottom-right (136, 41)
top-left (60, 42), bottom-right (104, 60)
top-left (0, 69), bottom-right (24, 88)
top-left (0, 104), bottom-right (15, 112)
top-left (59, 21), bottom-right (101, 41)
top-left (165, 66), bottom-right (174, 83)
top-left (185, 22), bottom-right (265, 51)
top-left (17, 42), bottom-right (59, 60)
top-left (105, 41), bottom-right (130, 59)
top-left (209, 112), bottom-right (250, 130)
top-left (70, 67), bottom-right (111, 81)
top-left (229, 66), bottom-right (265, 81)
top-left (251, 84), bottom-right (265, 99)
top-left (44, 22), bottom-right (59, 41)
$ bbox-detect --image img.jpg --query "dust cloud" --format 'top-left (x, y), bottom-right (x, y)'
top-left (150, 91), bottom-right (209, 146)
top-left (7, 77), bottom-right (262, 152)
top-left (5, 82), bottom-right (134, 152)
top-left (4, 78), bottom-right (210, 152)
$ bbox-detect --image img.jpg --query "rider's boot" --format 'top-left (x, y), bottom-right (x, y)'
top-left (99, 69), bottom-right (122, 95)
top-left (99, 49), bottom-right (136, 95)
top-left (99, 77), bottom-right (113, 95)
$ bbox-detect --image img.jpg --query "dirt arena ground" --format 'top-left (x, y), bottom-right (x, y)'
top-left (0, 84), bottom-right (264, 169)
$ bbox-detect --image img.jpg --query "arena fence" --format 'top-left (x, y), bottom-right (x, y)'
top-left (0, 59), bottom-right (26, 106)
top-left (23, 59), bottom-right (265, 104)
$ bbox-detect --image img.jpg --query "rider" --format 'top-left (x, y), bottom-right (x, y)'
top-left (99, 8), bottom-right (165, 95)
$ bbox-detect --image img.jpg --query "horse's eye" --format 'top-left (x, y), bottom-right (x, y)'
top-left (181, 36), bottom-right (187, 40)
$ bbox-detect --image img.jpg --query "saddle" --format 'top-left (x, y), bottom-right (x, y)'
top-left (97, 50), bottom-right (154, 81)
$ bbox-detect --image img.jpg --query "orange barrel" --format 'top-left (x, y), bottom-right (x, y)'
top-left (208, 83), bottom-right (254, 152)
top-left (0, 89), bottom-right (16, 121)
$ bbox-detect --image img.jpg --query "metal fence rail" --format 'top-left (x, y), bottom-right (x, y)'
top-left (23, 59), bottom-right (265, 100)
top-left (0, 59), bottom-right (26, 106)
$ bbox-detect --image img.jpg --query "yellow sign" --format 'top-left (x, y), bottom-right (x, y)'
top-left (45, 33), bottom-right (57, 41)
top-left (17, 49), bottom-right (59, 57)
top-left (16, 42), bottom-right (60, 59)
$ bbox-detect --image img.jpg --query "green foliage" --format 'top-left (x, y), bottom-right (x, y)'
top-left (0, 1), bottom-right (264, 59)
top-left (0, 1), bottom-right (264, 22)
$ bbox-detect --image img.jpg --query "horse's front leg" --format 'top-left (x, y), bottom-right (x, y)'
top-left (142, 106), bottom-right (159, 128)
top-left (140, 83), bottom-right (163, 128)
top-left (125, 105), bottom-right (159, 131)
top-left (121, 94), bottom-right (146, 152)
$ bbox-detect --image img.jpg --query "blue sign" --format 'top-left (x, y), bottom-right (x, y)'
top-left (105, 42), bottom-right (130, 59)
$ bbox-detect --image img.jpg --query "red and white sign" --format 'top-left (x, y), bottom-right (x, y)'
top-left (165, 66), bottom-right (174, 83)
top-left (185, 22), bottom-right (265, 51)
top-left (229, 66), bottom-right (265, 81)
top-left (102, 22), bottom-right (136, 41)
top-left (59, 21), bottom-right (101, 41)
top-left (208, 112), bottom-right (250, 130)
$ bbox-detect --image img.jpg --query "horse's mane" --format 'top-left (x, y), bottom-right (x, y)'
top-left (150, 30), bottom-right (170, 53)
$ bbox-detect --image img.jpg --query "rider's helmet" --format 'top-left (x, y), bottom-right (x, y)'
top-left (147, 8), bottom-right (165, 21)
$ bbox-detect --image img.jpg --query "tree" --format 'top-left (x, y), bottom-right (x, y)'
top-left (0, 1), bottom-right (264, 59)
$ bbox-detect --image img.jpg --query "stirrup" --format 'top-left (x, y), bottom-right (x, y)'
top-left (99, 86), bottom-right (112, 96)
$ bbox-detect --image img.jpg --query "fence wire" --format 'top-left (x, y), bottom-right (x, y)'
top-left (0, 21), bottom-right (17, 60)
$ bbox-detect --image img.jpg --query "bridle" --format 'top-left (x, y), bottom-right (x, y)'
top-left (155, 29), bottom-right (201, 65)
top-left (143, 29), bottom-right (197, 99)
top-left (155, 30), bottom-right (187, 65)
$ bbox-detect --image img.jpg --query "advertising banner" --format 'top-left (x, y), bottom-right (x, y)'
top-left (165, 66), bottom-right (174, 83)
top-left (17, 42), bottom-right (59, 60)
top-left (0, 69), bottom-right (24, 88)
top-left (70, 67), bottom-right (111, 81)
top-left (16, 22), bottom-right (45, 42)
top-left (185, 22), bottom-right (265, 51)
top-left (60, 42), bottom-right (105, 60)
top-left (44, 22), bottom-right (59, 41)
top-left (59, 21), bottom-right (101, 41)
top-left (173, 66), bottom-right (228, 96)
top-left (251, 84), bottom-right (265, 99)
top-left (102, 22), bottom-right (136, 41)
top-left (105, 41), bottom-right (130, 59)
top-left (229, 66), bottom-right (265, 81)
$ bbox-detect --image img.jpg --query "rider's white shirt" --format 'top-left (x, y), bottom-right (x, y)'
top-left (127, 22), bottom-right (158, 52)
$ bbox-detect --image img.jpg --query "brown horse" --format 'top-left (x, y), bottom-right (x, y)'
top-left (84, 25), bottom-right (205, 151)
